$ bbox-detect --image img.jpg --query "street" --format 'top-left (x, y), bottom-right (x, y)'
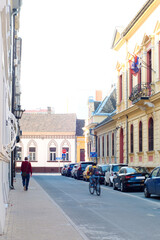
top-left (33, 174), bottom-right (160, 240)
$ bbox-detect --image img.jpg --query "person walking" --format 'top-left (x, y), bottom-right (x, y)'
top-left (21, 157), bottom-right (32, 191)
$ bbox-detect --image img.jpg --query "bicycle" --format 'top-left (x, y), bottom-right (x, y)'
top-left (89, 175), bottom-right (101, 196)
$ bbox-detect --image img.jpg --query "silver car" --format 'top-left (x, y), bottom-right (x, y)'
top-left (104, 164), bottom-right (128, 186)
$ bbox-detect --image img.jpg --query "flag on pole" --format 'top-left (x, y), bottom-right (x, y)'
top-left (128, 55), bottom-right (141, 76)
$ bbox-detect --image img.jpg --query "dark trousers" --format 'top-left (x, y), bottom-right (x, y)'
top-left (22, 174), bottom-right (30, 190)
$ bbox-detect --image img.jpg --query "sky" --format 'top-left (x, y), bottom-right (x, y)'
top-left (19, 0), bottom-right (147, 119)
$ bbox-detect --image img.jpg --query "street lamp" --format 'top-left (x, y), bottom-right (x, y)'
top-left (14, 105), bottom-right (25, 120)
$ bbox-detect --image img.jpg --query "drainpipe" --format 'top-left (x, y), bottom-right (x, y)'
top-left (126, 115), bottom-right (128, 164)
top-left (10, 9), bottom-right (20, 189)
top-left (89, 129), bottom-right (97, 164)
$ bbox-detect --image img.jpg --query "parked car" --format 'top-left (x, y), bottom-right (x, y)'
top-left (83, 165), bottom-right (92, 181)
top-left (65, 163), bottom-right (76, 177)
top-left (61, 164), bottom-right (68, 176)
top-left (144, 166), bottom-right (160, 198)
top-left (113, 166), bottom-right (149, 192)
top-left (75, 161), bottom-right (94, 180)
top-left (71, 164), bottom-right (78, 178)
top-left (97, 164), bottom-right (109, 184)
top-left (104, 164), bottom-right (128, 186)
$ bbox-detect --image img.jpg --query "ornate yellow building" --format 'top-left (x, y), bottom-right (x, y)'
top-left (112, 0), bottom-right (160, 170)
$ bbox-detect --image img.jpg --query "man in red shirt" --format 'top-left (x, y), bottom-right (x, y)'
top-left (21, 157), bottom-right (32, 191)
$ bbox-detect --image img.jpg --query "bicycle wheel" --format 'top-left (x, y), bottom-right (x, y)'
top-left (89, 182), bottom-right (94, 194)
top-left (96, 182), bottom-right (101, 196)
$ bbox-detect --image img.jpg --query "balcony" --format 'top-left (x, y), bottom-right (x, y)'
top-left (129, 83), bottom-right (155, 104)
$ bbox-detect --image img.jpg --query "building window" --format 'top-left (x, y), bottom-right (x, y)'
top-left (130, 124), bottom-right (134, 153)
top-left (62, 147), bottom-right (69, 161)
top-left (119, 74), bottom-right (122, 103)
top-left (102, 136), bottom-right (104, 157)
top-left (147, 49), bottom-right (152, 85)
top-left (80, 149), bottom-right (85, 161)
top-left (50, 147), bottom-right (56, 161)
top-left (107, 135), bottom-right (109, 156)
top-left (112, 133), bottom-right (114, 156)
top-left (139, 121), bottom-right (142, 152)
top-left (148, 118), bottom-right (154, 151)
top-left (16, 147), bottom-right (22, 161)
top-left (29, 147), bottom-right (36, 161)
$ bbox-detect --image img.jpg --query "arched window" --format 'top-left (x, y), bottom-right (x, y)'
top-left (139, 121), bottom-right (142, 152)
top-left (130, 124), bottom-right (134, 153)
top-left (148, 117), bottom-right (154, 151)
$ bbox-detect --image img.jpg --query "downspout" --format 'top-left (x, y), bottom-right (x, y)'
top-left (10, 8), bottom-right (20, 189)
top-left (126, 115), bottom-right (128, 164)
top-left (126, 40), bottom-right (129, 165)
top-left (89, 129), bottom-right (97, 164)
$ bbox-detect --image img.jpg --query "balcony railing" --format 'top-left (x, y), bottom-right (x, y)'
top-left (129, 83), bottom-right (155, 103)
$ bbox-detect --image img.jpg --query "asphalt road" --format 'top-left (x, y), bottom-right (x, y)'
top-left (33, 174), bottom-right (160, 240)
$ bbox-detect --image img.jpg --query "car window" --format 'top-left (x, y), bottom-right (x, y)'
top-left (157, 169), bottom-right (160, 177)
top-left (101, 165), bottom-right (108, 172)
top-left (126, 168), bottom-right (137, 174)
top-left (151, 168), bottom-right (160, 178)
top-left (106, 166), bottom-right (110, 172)
top-left (112, 165), bottom-right (122, 172)
top-left (119, 168), bottom-right (125, 174)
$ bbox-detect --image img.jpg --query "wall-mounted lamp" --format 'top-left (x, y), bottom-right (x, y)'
top-left (14, 105), bottom-right (25, 120)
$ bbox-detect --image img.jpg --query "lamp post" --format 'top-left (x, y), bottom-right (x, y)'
top-left (10, 105), bottom-right (25, 189)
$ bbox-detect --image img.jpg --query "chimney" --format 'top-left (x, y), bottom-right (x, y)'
top-left (95, 90), bottom-right (102, 101)
top-left (47, 107), bottom-right (51, 114)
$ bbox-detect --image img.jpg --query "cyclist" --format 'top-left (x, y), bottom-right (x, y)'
top-left (88, 163), bottom-right (99, 185)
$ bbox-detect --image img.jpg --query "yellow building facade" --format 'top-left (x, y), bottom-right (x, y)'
top-left (112, 0), bottom-right (160, 170)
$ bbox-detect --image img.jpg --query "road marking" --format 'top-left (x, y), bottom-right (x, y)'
top-left (101, 185), bottom-right (160, 207)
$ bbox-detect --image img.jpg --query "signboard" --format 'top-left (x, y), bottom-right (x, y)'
top-left (62, 153), bottom-right (66, 158)
top-left (56, 157), bottom-right (63, 160)
top-left (90, 152), bottom-right (97, 158)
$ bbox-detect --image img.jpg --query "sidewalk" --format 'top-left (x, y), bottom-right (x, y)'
top-left (1, 174), bottom-right (87, 240)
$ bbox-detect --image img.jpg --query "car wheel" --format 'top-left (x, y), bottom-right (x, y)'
top-left (113, 180), bottom-right (117, 190)
top-left (144, 186), bottom-right (150, 198)
top-left (120, 182), bottom-right (125, 192)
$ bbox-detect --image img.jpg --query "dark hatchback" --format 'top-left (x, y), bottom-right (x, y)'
top-left (65, 163), bottom-right (76, 177)
top-left (75, 161), bottom-right (94, 180)
top-left (144, 166), bottom-right (160, 198)
top-left (113, 166), bottom-right (149, 192)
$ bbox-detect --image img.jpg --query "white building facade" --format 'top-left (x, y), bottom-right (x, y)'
top-left (0, 0), bottom-right (23, 234)
top-left (16, 113), bottom-right (77, 172)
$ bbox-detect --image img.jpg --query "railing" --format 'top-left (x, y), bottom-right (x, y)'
top-left (129, 83), bottom-right (155, 102)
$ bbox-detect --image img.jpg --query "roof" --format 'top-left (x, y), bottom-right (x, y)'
top-left (94, 112), bottom-right (116, 130)
top-left (76, 119), bottom-right (85, 136)
top-left (93, 87), bottom-right (116, 115)
top-left (20, 113), bottom-right (77, 133)
top-left (112, 0), bottom-right (155, 50)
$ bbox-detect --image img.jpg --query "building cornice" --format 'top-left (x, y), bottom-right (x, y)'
top-left (113, 0), bottom-right (159, 51)
top-left (21, 135), bottom-right (75, 139)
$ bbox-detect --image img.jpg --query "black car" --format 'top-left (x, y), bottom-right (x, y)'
top-left (97, 164), bottom-right (109, 184)
top-left (144, 166), bottom-right (160, 198)
top-left (75, 161), bottom-right (94, 180)
top-left (113, 166), bottom-right (149, 192)
top-left (65, 163), bottom-right (76, 177)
